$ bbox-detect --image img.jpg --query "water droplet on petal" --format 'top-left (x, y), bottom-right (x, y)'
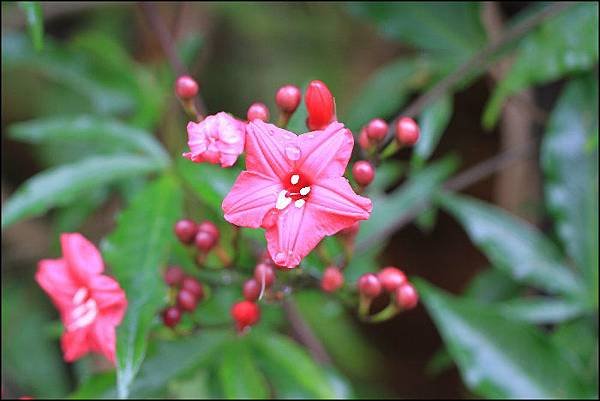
top-left (261, 208), bottom-right (279, 229)
top-left (285, 145), bottom-right (301, 161)
top-left (274, 252), bottom-right (286, 264)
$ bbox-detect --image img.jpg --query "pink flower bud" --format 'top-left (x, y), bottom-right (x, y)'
top-left (377, 267), bottom-right (407, 292)
top-left (275, 85), bottom-right (301, 113)
top-left (395, 117), bottom-right (420, 146)
top-left (395, 282), bottom-right (419, 310)
top-left (366, 118), bottom-right (388, 141)
top-left (175, 75), bottom-right (199, 100)
top-left (352, 161), bottom-right (375, 187)
top-left (321, 266), bottom-right (344, 293)
top-left (247, 102), bottom-right (270, 122)
top-left (231, 300), bottom-right (260, 330)
top-left (357, 273), bottom-right (382, 298)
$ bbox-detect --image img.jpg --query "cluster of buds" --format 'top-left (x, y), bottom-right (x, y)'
top-left (174, 219), bottom-right (228, 265)
top-left (161, 266), bottom-right (205, 328)
top-left (357, 266), bottom-right (418, 322)
top-left (358, 116), bottom-right (421, 152)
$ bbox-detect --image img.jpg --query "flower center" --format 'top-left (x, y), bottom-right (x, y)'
top-left (276, 172), bottom-right (311, 210)
top-left (67, 287), bottom-right (98, 331)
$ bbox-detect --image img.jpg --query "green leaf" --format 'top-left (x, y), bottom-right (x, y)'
top-left (219, 337), bottom-right (269, 399)
top-left (1, 154), bottom-right (162, 230)
top-left (412, 94), bottom-right (453, 168)
top-left (18, 2), bottom-right (43, 51)
top-left (497, 297), bottom-right (588, 324)
top-left (415, 278), bottom-right (591, 398)
top-left (483, 3), bottom-right (599, 128)
top-left (368, 160), bottom-right (404, 195)
top-left (102, 175), bottom-right (183, 399)
top-left (293, 291), bottom-right (383, 380)
top-left (9, 115), bottom-right (169, 164)
top-left (438, 192), bottom-right (584, 296)
top-left (347, 2), bottom-right (486, 68)
top-left (251, 330), bottom-right (337, 398)
top-left (541, 74), bottom-right (599, 306)
top-left (2, 284), bottom-right (69, 398)
top-left (344, 57), bottom-right (431, 132)
top-left (356, 155), bottom-right (458, 251)
top-left (176, 156), bottom-right (238, 213)
top-left (464, 268), bottom-right (521, 303)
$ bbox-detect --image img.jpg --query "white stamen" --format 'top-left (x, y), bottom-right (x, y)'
top-left (72, 287), bottom-right (88, 305)
top-left (294, 199), bottom-right (306, 208)
top-left (276, 190), bottom-right (292, 210)
top-left (299, 186), bottom-right (311, 196)
top-left (290, 174), bottom-right (300, 185)
top-left (68, 299), bottom-right (98, 331)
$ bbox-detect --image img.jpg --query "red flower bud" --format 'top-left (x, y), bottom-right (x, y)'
top-left (175, 75), bottom-right (199, 100)
top-left (352, 160), bottom-right (375, 187)
top-left (395, 282), bottom-right (419, 310)
top-left (358, 128), bottom-right (371, 150)
top-left (366, 118), bottom-right (388, 141)
top-left (305, 80), bottom-right (334, 130)
top-left (195, 221), bottom-right (219, 252)
top-left (321, 266), bottom-right (344, 293)
top-left (231, 300), bottom-right (260, 330)
top-left (162, 306), bottom-right (182, 327)
top-left (247, 102), bottom-right (270, 122)
top-left (377, 267), bottom-right (407, 292)
top-left (275, 84), bottom-right (301, 113)
top-left (395, 117), bottom-right (420, 146)
top-left (254, 263), bottom-right (275, 288)
top-left (243, 279), bottom-right (261, 301)
top-left (164, 266), bottom-right (185, 287)
top-left (357, 273), bottom-right (382, 298)
top-left (177, 289), bottom-right (198, 312)
top-left (174, 219), bottom-right (198, 245)
top-left (181, 276), bottom-right (204, 300)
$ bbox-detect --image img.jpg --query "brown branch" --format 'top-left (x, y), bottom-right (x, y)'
top-left (282, 298), bottom-right (332, 365)
top-left (377, 1), bottom-right (573, 152)
top-left (139, 2), bottom-right (207, 116)
top-left (355, 138), bottom-right (537, 254)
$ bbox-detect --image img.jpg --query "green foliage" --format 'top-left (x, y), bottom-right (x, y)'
top-left (18, 2), bottom-right (43, 51)
top-left (412, 94), bottom-right (453, 169)
top-left (483, 3), bottom-right (599, 128)
top-left (415, 278), bottom-right (592, 399)
top-left (1, 155), bottom-right (163, 229)
top-left (102, 175), bottom-right (183, 398)
top-left (219, 337), bottom-right (270, 398)
top-left (541, 74), bottom-right (599, 306)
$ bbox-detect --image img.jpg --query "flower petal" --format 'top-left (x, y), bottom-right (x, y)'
top-left (60, 233), bottom-right (104, 283)
top-left (35, 258), bottom-right (79, 314)
top-left (265, 204), bottom-right (323, 268)
top-left (186, 120), bottom-right (210, 156)
top-left (222, 171), bottom-right (282, 228)
top-left (90, 317), bottom-right (117, 364)
top-left (61, 328), bottom-right (92, 362)
top-left (89, 275), bottom-right (127, 325)
top-left (295, 122), bottom-right (353, 180)
top-left (308, 176), bottom-right (372, 231)
top-left (245, 120), bottom-right (296, 179)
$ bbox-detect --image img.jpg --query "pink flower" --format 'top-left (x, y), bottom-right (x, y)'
top-left (183, 112), bottom-right (246, 167)
top-left (222, 120), bottom-right (372, 268)
top-left (35, 233), bottom-right (127, 364)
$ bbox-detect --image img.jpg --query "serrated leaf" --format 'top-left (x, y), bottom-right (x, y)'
top-left (541, 74), bottom-right (599, 306)
top-left (219, 337), bottom-right (269, 399)
top-left (483, 3), bottom-right (599, 128)
top-left (102, 175), bottom-right (183, 398)
top-left (1, 154), bottom-right (162, 230)
top-left (356, 156), bottom-right (458, 251)
top-left (18, 2), bottom-right (43, 51)
top-left (9, 115), bottom-right (169, 164)
top-left (438, 192), bottom-right (584, 297)
top-left (415, 278), bottom-right (591, 398)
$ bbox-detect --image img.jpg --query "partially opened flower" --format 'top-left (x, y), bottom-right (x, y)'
top-left (183, 112), bottom-right (246, 167)
top-left (222, 120), bottom-right (372, 268)
top-left (35, 233), bottom-right (127, 364)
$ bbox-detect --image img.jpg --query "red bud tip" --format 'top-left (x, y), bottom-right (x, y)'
top-left (231, 300), bottom-right (260, 330)
top-left (366, 118), bottom-right (388, 141)
top-left (162, 306), bottom-right (182, 327)
top-left (377, 267), bottom-right (407, 292)
top-left (243, 279), bottom-right (261, 301)
top-left (352, 160), bottom-right (375, 187)
top-left (164, 266), bottom-right (185, 287)
top-left (357, 273), bottom-right (382, 298)
top-left (175, 75), bottom-right (199, 100)
top-left (321, 266), bottom-right (344, 293)
top-left (358, 128), bottom-right (372, 150)
top-left (174, 219), bottom-right (198, 245)
top-left (275, 84), bottom-right (302, 113)
top-left (395, 282), bottom-right (419, 310)
top-left (176, 289), bottom-right (198, 312)
top-left (247, 102), bottom-right (270, 122)
top-left (181, 276), bottom-right (204, 300)
top-left (305, 80), bottom-right (335, 130)
top-left (395, 117), bottom-right (420, 146)
top-left (254, 263), bottom-right (275, 288)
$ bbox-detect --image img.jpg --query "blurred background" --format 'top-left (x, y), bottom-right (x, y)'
top-left (2, 2), bottom-right (598, 399)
